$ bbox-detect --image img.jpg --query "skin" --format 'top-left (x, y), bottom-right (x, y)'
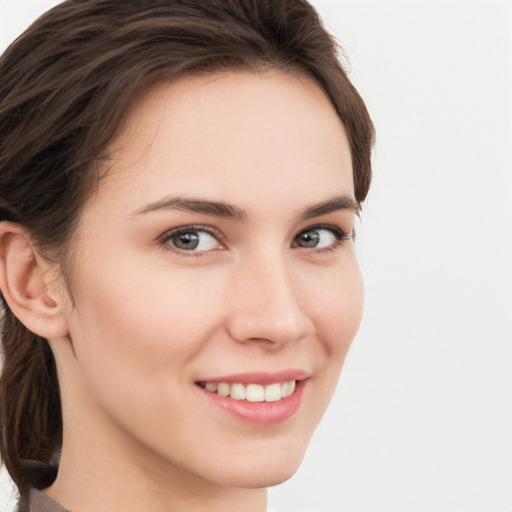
top-left (1, 71), bottom-right (363, 512)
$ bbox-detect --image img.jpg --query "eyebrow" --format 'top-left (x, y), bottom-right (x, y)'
top-left (132, 196), bottom-right (246, 221)
top-left (132, 194), bottom-right (359, 221)
top-left (298, 195), bottom-right (360, 221)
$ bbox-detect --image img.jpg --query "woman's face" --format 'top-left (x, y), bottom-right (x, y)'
top-left (56, 71), bottom-right (363, 489)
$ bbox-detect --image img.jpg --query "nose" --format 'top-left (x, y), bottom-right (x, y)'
top-left (226, 253), bottom-right (314, 347)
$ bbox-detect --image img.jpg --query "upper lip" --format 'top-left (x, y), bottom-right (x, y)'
top-left (197, 369), bottom-right (309, 386)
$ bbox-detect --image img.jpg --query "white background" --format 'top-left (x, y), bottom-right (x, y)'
top-left (1, 1), bottom-right (511, 511)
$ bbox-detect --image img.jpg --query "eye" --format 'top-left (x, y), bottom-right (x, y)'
top-left (293, 226), bottom-right (347, 250)
top-left (160, 226), bottom-right (222, 253)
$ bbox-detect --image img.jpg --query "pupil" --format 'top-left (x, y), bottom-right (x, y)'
top-left (175, 232), bottom-right (199, 250)
top-left (301, 231), bottom-right (319, 247)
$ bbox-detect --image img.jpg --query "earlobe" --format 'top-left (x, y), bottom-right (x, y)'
top-left (0, 222), bottom-right (69, 339)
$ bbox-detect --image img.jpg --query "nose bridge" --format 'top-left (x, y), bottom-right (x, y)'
top-left (227, 248), bottom-right (313, 345)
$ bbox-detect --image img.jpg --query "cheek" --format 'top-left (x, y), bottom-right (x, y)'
top-left (334, 268), bottom-right (364, 350)
top-left (290, 260), bottom-right (363, 441)
top-left (66, 256), bottom-right (225, 396)
top-left (307, 259), bottom-right (364, 357)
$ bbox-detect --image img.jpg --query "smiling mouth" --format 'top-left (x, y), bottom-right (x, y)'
top-left (196, 380), bottom-right (296, 402)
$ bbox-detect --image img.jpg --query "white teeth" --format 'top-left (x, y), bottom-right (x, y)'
top-left (230, 383), bottom-right (246, 401)
top-left (205, 382), bottom-right (218, 392)
top-left (246, 384), bottom-right (265, 402)
top-left (264, 383), bottom-right (282, 402)
top-left (201, 380), bottom-right (297, 402)
top-left (217, 382), bottom-right (230, 397)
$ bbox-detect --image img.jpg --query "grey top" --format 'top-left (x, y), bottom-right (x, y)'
top-left (17, 489), bottom-right (70, 512)
top-left (18, 488), bottom-right (278, 512)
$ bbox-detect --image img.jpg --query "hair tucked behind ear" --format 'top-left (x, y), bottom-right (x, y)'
top-left (0, 307), bottom-right (61, 493)
top-left (0, 0), bottom-right (374, 495)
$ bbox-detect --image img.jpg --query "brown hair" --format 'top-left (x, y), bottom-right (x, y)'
top-left (0, 0), bottom-right (374, 495)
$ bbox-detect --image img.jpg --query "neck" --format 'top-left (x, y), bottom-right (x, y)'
top-left (48, 433), bottom-right (267, 512)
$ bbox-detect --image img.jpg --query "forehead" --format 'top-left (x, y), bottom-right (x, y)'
top-left (95, 70), bottom-right (354, 214)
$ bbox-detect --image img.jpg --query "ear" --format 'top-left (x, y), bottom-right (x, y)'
top-left (0, 222), bottom-right (69, 339)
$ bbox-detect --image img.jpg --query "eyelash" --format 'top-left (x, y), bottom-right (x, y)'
top-left (158, 224), bottom-right (224, 257)
top-left (293, 224), bottom-right (351, 254)
top-left (158, 223), bottom-right (351, 257)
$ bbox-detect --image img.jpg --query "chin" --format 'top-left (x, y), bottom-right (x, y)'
top-left (225, 466), bottom-right (301, 489)
top-left (219, 446), bottom-right (306, 489)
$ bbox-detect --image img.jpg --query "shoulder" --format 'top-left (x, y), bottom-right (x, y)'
top-left (15, 495), bottom-right (28, 512)
top-left (16, 488), bottom-right (70, 512)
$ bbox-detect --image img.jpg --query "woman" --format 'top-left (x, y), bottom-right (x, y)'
top-left (0, 1), bottom-right (374, 511)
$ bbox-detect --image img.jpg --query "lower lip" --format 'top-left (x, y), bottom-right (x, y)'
top-left (197, 380), bottom-right (306, 425)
